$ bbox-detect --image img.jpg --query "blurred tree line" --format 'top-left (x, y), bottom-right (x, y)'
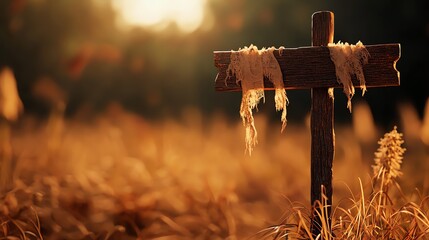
top-left (0, 0), bottom-right (428, 125)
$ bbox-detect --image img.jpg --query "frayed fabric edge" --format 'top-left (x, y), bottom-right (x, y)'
top-left (328, 41), bottom-right (370, 112)
top-left (226, 45), bottom-right (288, 155)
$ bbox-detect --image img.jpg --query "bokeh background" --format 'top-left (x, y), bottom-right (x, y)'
top-left (1, 1), bottom-right (429, 239)
top-left (0, 0), bottom-right (428, 125)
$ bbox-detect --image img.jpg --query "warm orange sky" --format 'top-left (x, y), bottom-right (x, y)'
top-left (111, 0), bottom-right (209, 33)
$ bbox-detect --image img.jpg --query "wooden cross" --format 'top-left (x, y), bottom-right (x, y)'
top-left (213, 11), bottom-right (400, 236)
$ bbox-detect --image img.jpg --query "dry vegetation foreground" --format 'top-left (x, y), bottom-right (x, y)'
top-left (1, 104), bottom-right (429, 239)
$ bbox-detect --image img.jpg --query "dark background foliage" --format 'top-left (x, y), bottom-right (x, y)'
top-left (0, 0), bottom-right (428, 126)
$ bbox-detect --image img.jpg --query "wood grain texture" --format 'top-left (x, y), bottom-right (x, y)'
top-left (214, 44), bottom-right (400, 91)
top-left (310, 11), bottom-right (335, 236)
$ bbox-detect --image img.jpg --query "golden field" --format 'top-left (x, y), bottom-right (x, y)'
top-left (0, 100), bottom-right (428, 239)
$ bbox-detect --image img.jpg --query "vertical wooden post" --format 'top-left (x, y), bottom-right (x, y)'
top-left (310, 11), bottom-right (335, 236)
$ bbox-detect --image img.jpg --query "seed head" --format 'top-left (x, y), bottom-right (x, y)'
top-left (0, 67), bottom-right (23, 121)
top-left (372, 126), bottom-right (406, 186)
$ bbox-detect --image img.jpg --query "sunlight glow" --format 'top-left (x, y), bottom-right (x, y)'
top-left (111, 0), bottom-right (207, 33)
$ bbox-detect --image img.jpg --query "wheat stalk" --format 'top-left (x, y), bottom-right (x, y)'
top-left (372, 126), bottom-right (406, 194)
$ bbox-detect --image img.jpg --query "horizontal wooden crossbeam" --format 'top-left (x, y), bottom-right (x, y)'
top-left (214, 44), bottom-right (400, 92)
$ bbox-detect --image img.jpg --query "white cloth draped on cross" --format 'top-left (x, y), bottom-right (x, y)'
top-left (328, 41), bottom-right (370, 111)
top-left (226, 45), bottom-right (288, 155)
top-left (226, 42), bottom-right (369, 155)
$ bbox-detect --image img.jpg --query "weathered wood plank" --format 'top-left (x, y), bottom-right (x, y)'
top-left (310, 11), bottom-right (334, 237)
top-left (214, 44), bottom-right (400, 91)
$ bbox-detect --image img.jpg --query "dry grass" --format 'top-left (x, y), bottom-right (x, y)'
top-left (0, 101), bottom-right (428, 239)
top-left (257, 126), bottom-right (429, 239)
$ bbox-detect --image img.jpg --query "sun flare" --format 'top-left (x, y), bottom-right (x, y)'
top-left (111, 0), bottom-right (207, 33)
